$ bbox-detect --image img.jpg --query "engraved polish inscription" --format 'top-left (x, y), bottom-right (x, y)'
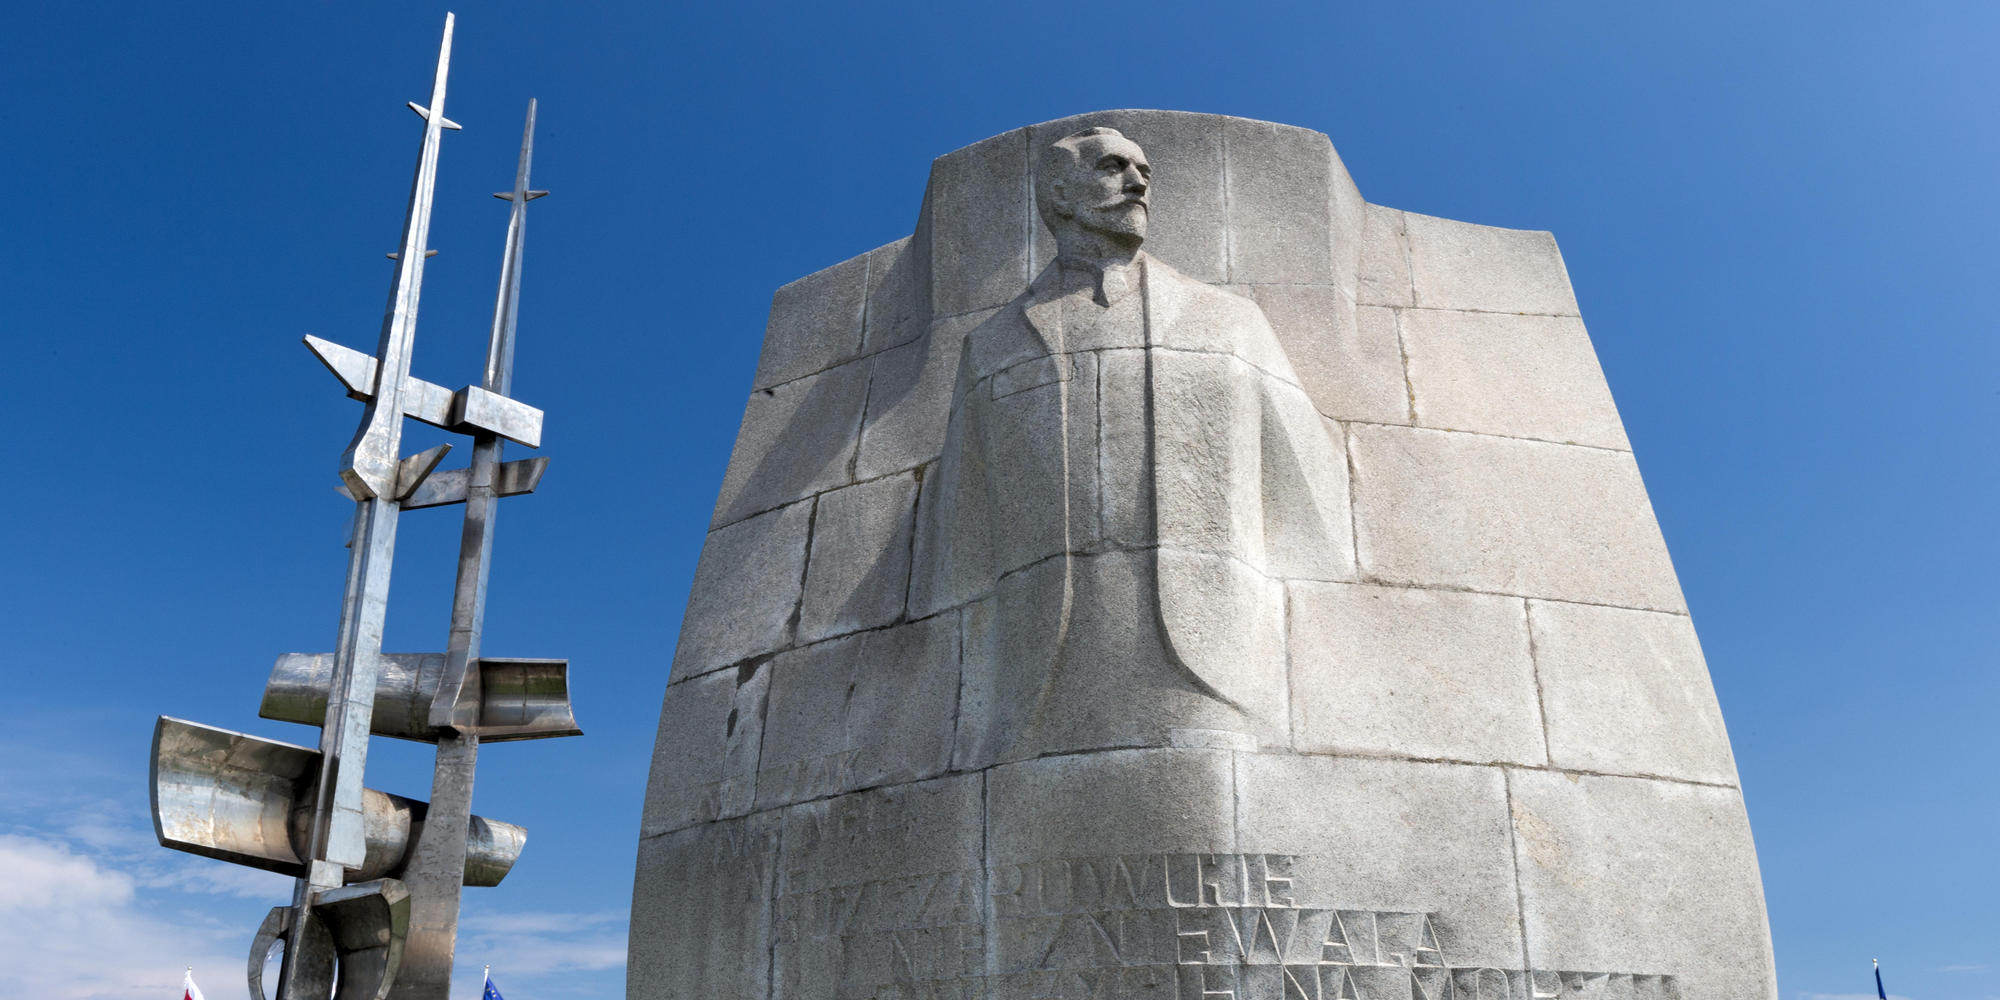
top-left (773, 853), bottom-right (1678, 1000)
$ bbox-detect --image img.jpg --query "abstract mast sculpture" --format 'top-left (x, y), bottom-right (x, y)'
top-left (149, 15), bottom-right (577, 1000)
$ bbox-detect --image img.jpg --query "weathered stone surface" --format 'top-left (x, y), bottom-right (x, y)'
top-left (1404, 212), bottom-right (1579, 316)
top-left (1249, 284), bottom-right (1407, 425)
top-left (628, 812), bottom-right (781, 1000)
top-left (1530, 601), bottom-right (1737, 784)
top-left (855, 308), bottom-right (990, 479)
top-left (1224, 119), bottom-right (1335, 284)
top-left (640, 661), bottom-right (768, 836)
top-left (754, 253), bottom-right (868, 391)
top-left (670, 500), bottom-right (811, 681)
top-left (1325, 142), bottom-right (1367, 304)
top-left (987, 748), bottom-right (1238, 862)
top-left (1508, 771), bottom-right (1775, 1000)
top-left (1358, 205), bottom-right (1413, 307)
top-left (955, 552), bottom-right (1289, 769)
top-left (929, 130), bottom-right (1030, 317)
top-left (1402, 308), bottom-right (1629, 449)
top-left (1351, 424), bottom-right (1686, 612)
top-left (711, 359), bottom-right (869, 528)
top-left (774, 775), bottom-right (985, 1000)
top-left (797, 471), bottom-right (919, 642)
top-left (861, 236), bottom-right (929, 355)
top-left (1289, 582), bottom-right (1546, 765)
top-left (756, 615), bottom-right (959, 808)
top-left (1236, 754), bottom-right (1525, 971)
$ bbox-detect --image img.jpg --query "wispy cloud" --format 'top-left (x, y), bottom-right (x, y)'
top-left (1938, 964), bottom-right (1988, 974)
top-left (0, 833), bottom-right (248, 1000)
top-left (452, 908), bottom-right (624, 992)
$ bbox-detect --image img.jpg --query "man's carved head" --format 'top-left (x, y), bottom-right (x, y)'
top-left (1036, 127), bottom-right (1152, 256)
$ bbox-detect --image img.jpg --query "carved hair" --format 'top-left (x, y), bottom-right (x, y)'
top-left (1035, 127), bottom-right (1130, 231)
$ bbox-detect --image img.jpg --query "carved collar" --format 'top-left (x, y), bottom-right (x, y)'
top-left (1056, 253), bottom-right (1142, 307)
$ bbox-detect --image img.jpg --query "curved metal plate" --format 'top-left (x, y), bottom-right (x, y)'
top-left (320, 878), bottom-right (412, 1000)
top-left (474, 658), bottom-right (582, 740)
top-left (153, 717), bottom-right (527, 885)
top-left (152, 717), bottom-right (314, 874)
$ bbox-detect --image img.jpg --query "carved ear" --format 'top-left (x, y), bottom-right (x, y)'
top-left (1050, 180), bottom-right (1073, 220)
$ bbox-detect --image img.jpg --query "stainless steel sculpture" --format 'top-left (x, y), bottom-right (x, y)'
top-left (149, 14), bottom-right (575, 1000)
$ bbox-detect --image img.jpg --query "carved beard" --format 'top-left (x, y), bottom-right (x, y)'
top-left (1083, 200), bottom-right (1147, 241)
top-left (1060, 196), bottom-right (1147, 247)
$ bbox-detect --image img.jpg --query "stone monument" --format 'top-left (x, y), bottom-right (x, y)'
top-left (631, 111), bottom-right (1775, 1000)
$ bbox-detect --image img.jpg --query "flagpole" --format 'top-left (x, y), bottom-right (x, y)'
top-left (1874, 958), bottom-right (1887, 1000)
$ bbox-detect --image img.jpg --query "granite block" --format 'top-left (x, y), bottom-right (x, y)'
top-left (1529, 601), bottom-right (1736, 784)
top-left (1289, 581), bottom-right (1547, 765)
top-left (1150, 348), bottom-right (1269, 555)
top-left (980, 752), bottom-right (1232, 984)
top-left (1404, 213), bottom-right (1579, 316)
top-left (1028, 110), bottom-right (1229, 283)
top-left (755, 253), bottom-right (868, 391)
top-left (1508, 770), bottom-right (1775, 999)
top-left (774, 775), bottom-right (986, 1000)
top-left (1357, 205), bottom-right (1413, 307)
top-left (670, 500), bottom-right (812, 681)
top-left (711, 359), bottom-right (869, 528)
top-left (628, 813), bottom-right (782, 1000)
top-left (1249, 284), bottom-right (1407, 425)
top-left (1359, 306), bottom-right (1415, 422)
top-left (798, 471), bottom-right (920, 643)
top-left (1236, 753), bottom-right (1525, 971)
top-left (856, 308), bottom-right (991, 479)
top-left (756, 614), bottom-right (959, 809)
top-left (929, 129), bottom-right (1032, 317)
top-left (777, 772), bottom-right (985, 892)
top-left (984, 350), bottom-right (1098, 577)
top-left (1225, 118), bottom-right (1335, 284)
top-left (1256, 403), bottom-right (1355, 582)
top-left (861, 236), bottom-right (930, 355)
top-left (1325, 141), bottom-right (1367, 302)
top-left (987, 748), bottom-right (1238, 863)
top-left (639, 661), bottom-right (769, 836)
top-left (1402, 309), bottom-right (1629, 450)
top-left (957, 552), bottom-right (1291, 769)
top-left (1350, 424), bottom-right (1685, 612)
top-left (1095, 346), bottom-right (1152, 547)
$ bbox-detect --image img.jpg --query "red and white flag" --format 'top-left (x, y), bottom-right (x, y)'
top-left (182, 969), bottom-right (206, 1000)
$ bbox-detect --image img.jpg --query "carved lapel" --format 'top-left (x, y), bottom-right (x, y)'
top-left (1019, 263), bottom-right (1067, 355)
top-left (1140, 253), bottom-right (1190, 345)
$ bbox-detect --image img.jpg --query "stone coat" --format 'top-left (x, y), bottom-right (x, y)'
top-left (914, 252), bottom-right (1350, 763)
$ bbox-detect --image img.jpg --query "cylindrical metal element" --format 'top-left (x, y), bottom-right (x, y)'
top-left (151, 717), bottom-right (525, 885)
top-left (262, 654), bottom-right (578, 743)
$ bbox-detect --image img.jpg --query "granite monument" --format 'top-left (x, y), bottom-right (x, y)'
top-left (632, 111), bottom-right (1775, 1000)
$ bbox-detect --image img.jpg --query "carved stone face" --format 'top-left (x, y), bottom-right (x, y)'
top-left (1053, 133), bottom-right (1152, 246)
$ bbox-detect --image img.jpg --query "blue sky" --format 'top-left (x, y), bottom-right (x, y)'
top-left (3, 3), bottom-right (1995, 999)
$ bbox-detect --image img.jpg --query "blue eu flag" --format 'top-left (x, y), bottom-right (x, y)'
top-left (483, 974), bottom-right (506, 1000)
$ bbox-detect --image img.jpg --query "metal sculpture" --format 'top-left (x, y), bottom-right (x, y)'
top-left (149, 14), bottom-right (575, 999)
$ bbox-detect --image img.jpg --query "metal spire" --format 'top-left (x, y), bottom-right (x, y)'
top-left (398, 99), bottom-right (549, 996)
top-left (147, 16), bottom-right (575, 1000)
top-left (275, 15), bottom-right (460, 1000)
